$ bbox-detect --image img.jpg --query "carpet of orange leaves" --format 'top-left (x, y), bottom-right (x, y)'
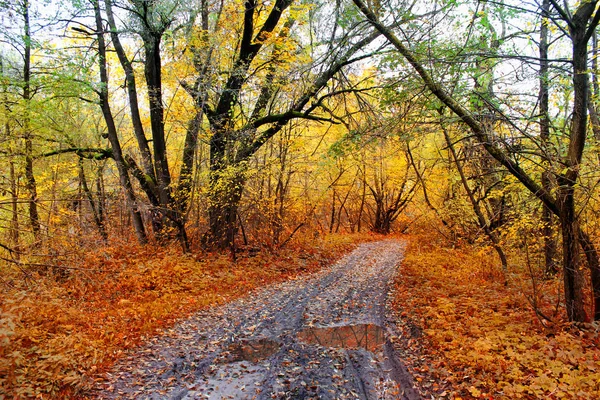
top-left (0, 233), bottom-right (376, 398)
top-left (392, 235), bottom-right (600, 399)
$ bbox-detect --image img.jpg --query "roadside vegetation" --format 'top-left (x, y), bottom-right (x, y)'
top-left (392, 234), bottom-right (600, 399)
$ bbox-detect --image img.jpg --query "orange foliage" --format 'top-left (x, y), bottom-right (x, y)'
top-left (391, 236), bottom-right (600, 399)
top-left (0, 233), bottom-right (376, 398)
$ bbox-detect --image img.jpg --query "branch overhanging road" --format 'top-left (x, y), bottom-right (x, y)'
top-left (97, 239), bottom-right (420, 400)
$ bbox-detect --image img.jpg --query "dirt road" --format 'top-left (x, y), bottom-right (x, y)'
top-left (97, 239), bottom-right (419, 399)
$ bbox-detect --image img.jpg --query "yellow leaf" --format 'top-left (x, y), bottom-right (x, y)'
top-left (468, 386), bottom-right (481, 397)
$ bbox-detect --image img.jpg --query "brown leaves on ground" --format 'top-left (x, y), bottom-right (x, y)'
top-left (0, 233), bottom-right (376, 398)
top-left (391, 236), bottom-right (600, 399)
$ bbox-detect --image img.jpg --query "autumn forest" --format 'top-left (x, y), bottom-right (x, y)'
top-left (2, 0), bottom-right (600, 398)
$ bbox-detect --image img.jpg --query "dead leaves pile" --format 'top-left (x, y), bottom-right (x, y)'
top-left (391, 236), bottom-right (600, 399)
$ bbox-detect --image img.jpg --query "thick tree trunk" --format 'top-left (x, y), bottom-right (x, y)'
top-left (559, 198), bottom-right (587, 321)
top-left (106, 0), bottom-right (171, 240)
top-left (554, 4), bottom-right (596, 322)
top-left (199, 0), bottom-right (381, 247)
top-left (372, 211), bottom-right (392, 235)
top-left (142, 32), bottom-right (189, 252)
top-left (208, 166), bottom-right (246, 249)
top-left (144, 36), bottom-right (171, 209)
top-left (207, 126), bottom-right (246, 249)
top-left (370, 191), bottom-right (413, 235)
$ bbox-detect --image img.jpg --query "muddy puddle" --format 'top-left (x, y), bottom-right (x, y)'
top-left (297, 323), bottom-right (384, 352)
top-left (226, 337), bottom-right (281, 363)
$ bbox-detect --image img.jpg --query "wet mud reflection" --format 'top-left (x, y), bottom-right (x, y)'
top-left (227, 337), bottom-right (281, 363)
top-left (297, 324), bottom-right (384, 352)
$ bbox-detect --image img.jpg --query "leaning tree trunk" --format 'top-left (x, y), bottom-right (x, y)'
top-left (351, 0), bottom-right (600, 321)
top-left (443, 124), bottom-right (508, 273)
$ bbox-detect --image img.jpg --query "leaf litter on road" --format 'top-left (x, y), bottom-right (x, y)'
top-left (95, 239), bottom-right (420, 400)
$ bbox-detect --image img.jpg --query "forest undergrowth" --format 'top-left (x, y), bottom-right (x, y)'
top-left (0, 232), bottom-right (376, 398)
top-left (392, 235), bottom-right (600, 399)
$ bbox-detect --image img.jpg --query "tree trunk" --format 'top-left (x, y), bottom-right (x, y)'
top-left (143, 36), bottom-right (171, 211)
top-left (22, 0), bottom-right (41, 243)
top-left (177, 1), bottom-right (212, 216)
top-left (93, 0), bottom-right (147, 244)
top-left (142, 30), bottom-right (189, 252)
top-left (78, 158), bottom-right (108, 240)
top-left (368, 156), bottom-right (416, 236)
top-left (553, 3), bottom-right (596, 322)
top-left (539, 0), bottom-right (558, 275)
top-left (178, 108), bottom-right (201, 215)
top-left (208, 167), bottom-right (246, 249)
top-left (559, 199), bottom-right (587, 321)
top-left (105, 0), bottom-right (169, 238)
top-left (579, 228), bottom-right (600, 320)
top-left (1, 56), bottom-right (19, 251)
top-left (96, 162), bottom-right (106, 230)
top-left (372, 211), bottom-right (391, 234)
top-left (357, 167), bottom-right (366, 232)
top-left (590, 31), bottom-right (600, 143)
top-left (329, 187), bottom-right (336, 234)
top-left (9, 160), bottom-right (19, 253)
top-left (104, 0), bottom-right (155, 182)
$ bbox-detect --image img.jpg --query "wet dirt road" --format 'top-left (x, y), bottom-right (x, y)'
top-left (97, 239), bottom-right (419, 399)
